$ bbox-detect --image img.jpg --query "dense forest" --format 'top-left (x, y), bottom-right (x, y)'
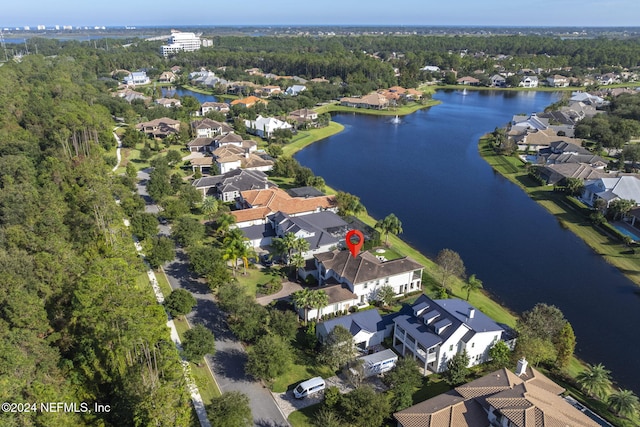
top-left (0, 55), bottom-right (191, 425)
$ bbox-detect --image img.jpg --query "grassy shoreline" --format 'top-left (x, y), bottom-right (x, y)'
top-left (314, 99), bottom-right (441, 116)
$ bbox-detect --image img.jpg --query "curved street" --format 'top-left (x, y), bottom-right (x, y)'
top-left (136, 169), bottom-right (289, 427)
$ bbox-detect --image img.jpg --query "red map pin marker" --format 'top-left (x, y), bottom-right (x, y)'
top-left (345, 229), bottom-right (364, 258)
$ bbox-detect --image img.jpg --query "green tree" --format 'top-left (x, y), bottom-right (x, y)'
top-left (435, 248), bottom-right (466, 289)
top-left (290, 253), bottom-right (306, 279)
top-left (173, 216), bottom-right (205, 247)
top-left (319, 325), bottom-right (357, 370)
top-left (182, 324), bottom-right (216, 363)
top-left (576, 363), bottom-right (612, 400)
top-left (201, 196), bottom-right (218, 220)
top-left (166, 149), bottom-right (183, 166)
top-left (608, 198), bottom-right (634, 221)
top-left (272, 232), bottom-right (298, 263)
top-left (607, 389), bottom-right (639, 419)
top-left (338, 385), bottom-right (391, 427)
top-left (309, 289), bottom-right (329, 320)
top-left (313, 408), bottom-right (343, 427)
top-left (375, 213), bottom-right (403, 246)
top-left (462, 274), bottom-right (483, 301)
top-left (147, 235), bottom-right (175, 268)
top-left (555, 322), bottom-right (576, 369)
top-left (230, 302), bottom-right (269, 343)
top-left (489, 340), bottom-right (512, 369)
top-left (208, 392), bottom-right (253, 427)
top-left (383, 357), bottom-right (423, 411)
top-left (444, 351), bottom-right (470, 386)
top-left (267, 308), bottom-right (299, 342)
top-left (335, 191), bottom-right (366, 217)
top-left (515, 335), bottom-right (557, 367)
top-left (376, 285), bottom-right (397, 307)
top-left (246, 334), bottom-right (292, 382)
top-left (130, 212), bottom-right (159, 241)
top-left (565, 177), bottom-right (585, 196)
top-left (164, 289), bottom-right (197, 318)
top-left (292, 288), bottom-right (314, 323)
top-left (215, 212), bottom-right (237, 235)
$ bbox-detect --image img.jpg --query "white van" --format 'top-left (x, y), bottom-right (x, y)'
top-left (293, 377), bottom-right (325, 399)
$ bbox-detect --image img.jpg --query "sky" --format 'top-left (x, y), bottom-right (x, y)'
top-left (3, 0), bottom-right (640, 28)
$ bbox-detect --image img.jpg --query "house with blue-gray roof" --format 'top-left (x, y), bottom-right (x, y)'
top-left (316, 309), bottom-right (385, 351)
top-left (393, 295), bottom-right (506, 375)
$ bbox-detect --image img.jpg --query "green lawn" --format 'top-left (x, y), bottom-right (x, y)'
top-left (235, 266), bottom-right (284, 297)
top-left (411, 375), bottom-right (451, 404)
top-left (288, 403), bottom-right (320, 427)
top-left (313, 100), bottom-right (440, 117)
top-left (281, 122), bottom-right (345, 157)
top-left (155, 268), bottom-right (174, 297)
top-left (371, 245), bottom-right (404, 261)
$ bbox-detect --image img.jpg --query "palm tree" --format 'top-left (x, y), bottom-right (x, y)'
top-left (608, 389), bottom-right (639, 419)
top-left (375, 213), bottom-right (403, 246)
top-left (293, 236), bottom-right (310, 256)
top-left (310, 290), bottom-right (329, 320)
top-left (292, 288), bottom-right (314, 324)
top-left (272, 232), bottom-right (297, 264)
top-left (201, 196), bottom-right (218, 220)
top-left (462, 274), bottom-right (483, 301)
top-left (576, 363), bottom-right (612, 400)
top-left (290, 253), bottom-right (305, 280)
top-left (222, 229), bottom-right (249, 276)
top-left (216, 213), bottom-right (236, 236)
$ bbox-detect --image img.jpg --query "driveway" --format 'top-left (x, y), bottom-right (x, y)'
top-left (256, 280), bottom-right (303, 306)
top-left (137, 170), bottom-right (289, 427)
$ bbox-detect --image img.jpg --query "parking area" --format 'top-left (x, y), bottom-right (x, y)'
top-left (271, 374), bottom-right (389, 419)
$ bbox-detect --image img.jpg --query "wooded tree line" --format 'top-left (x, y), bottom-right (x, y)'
top-left (0, 54), bottom-right (191, 425)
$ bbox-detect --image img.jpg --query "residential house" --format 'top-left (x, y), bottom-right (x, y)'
top-left (392, 295), bottom-right (506, 374)
top-left (597, 72), bottom-right (619, 85)
top-left (520, 129), bottom-right (583, 149)
top-left (537, 141), bottom-right (607, 167)
top-left (535, 163), bottom-right (610, 186)
top-left (113, 88), bottom-right (150, 104)
top-left (582, 176), bottom-right (640, 207)
top-left (287, 108), bottom-right (319, 128)
top-left (546, 74), bottom-right (570, 87)
top-left (313, 250), bottom-right (423, 308)
top-left (489, 74), bottom-right (506, 87)
top-left (310, 77), bottom-right (330, 83)
top-left (420, 65), bottom-right (440, 72)
top-left (519, 75), bottom-right (538, 88)
top-left (260, 85), bottom-right (282, 96)
top-left (124, 71), bottom-right (150, 86)
top-left (244, 68), bottom-right (263, 76)
top-left (212, 145), bottom-right (273, 174)
top-left (201, 101), bottom-right (230, 115)
top-left (244, 115), bottom-right (293, 139)
top-left (230, 95), bottom-right (268, 108)
top-left (186, 137), bottom-right (216, 153)
top-left (340, 93), bottom-right (390, 110)
top-left (135, 117), bottom-right (180, 138)
top-left (285, 85), bottom-right (306, 96)
top-left (192, 169), bottom-right (275, 202)
top-left (316, 310), bottom-right (385, 351)
top-left (158, 71), bottom-right (176, 83)
top-left (214, 133), bottom-right (257, 152)
top-left (570, 91), bottom-right (606, 106)
top-left (233, 187), bottom-right (337, 228)
top-left (155, 98), bottom-right (181, 108)
top-left (191, 118), bottom-right (233, 139)
top-left (394, 359), bottom-right (600, 427)
top-left (456, 76), bottom-right (480, 85)
top-left (188, 155), bottom-right (213, 173)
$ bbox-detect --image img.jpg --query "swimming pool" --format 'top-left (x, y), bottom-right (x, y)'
top-left (613, 224), bottom-right (640, 241)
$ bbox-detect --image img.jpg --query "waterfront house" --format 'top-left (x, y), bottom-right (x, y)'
top-left (233, 187), bottom-right (337, 227)
top-left (519, 75), bottom-right (539, 88)
top-left (313, 250), bottom-right (423, 306)
top-left (456, 76), bottom-right (480, 85)
top-left (489, 74), bottom-right (506, 87)
top-left (287, 108), bottom-right (319, 128)
top-left (340, 93), bottom-right (390, 110)
top-left (547, 74), bottom-right (570, 87)
top-left (113, 88), bottom-right (150, 104)
top-left (394, 359), bottom-right (600, 427)
top-left (392, 295), bottom-right (505, 374)
top-left (244, 115), bottom-right (293, 139)
top-left (201, 102), bottom-right (230, 115)
top-left (581, 176), bottom-right (640, 208)
top-left (158, 71), bottom-right (176, 83)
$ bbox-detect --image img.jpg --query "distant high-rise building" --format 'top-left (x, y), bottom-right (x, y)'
top-left (161, 31), bottom-right (204, 56)
top-left (37, 25), bottom-right (45, 30)
top-left (55, 25), bottom-right (60, 30)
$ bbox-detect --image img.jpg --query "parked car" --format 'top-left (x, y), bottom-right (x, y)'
top-left (157, 216), bottom-right (168, 225)
top-left (260, 254), bottom-right (273, 266)
top-left (293, 377), bottom-right (325, 399)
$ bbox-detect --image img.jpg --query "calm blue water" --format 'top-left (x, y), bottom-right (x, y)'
top-left (161, 87), bottom-right (218, 104)
top-left (295, 90), bottom-right (640, 392)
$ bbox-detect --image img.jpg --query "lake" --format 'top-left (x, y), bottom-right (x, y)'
top-left (161, 87), bottom-right (219, 105)
top-left (295, 90), bottom-right (640, 392)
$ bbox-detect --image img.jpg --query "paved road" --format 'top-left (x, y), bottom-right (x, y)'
top-left (136, 170), bottom-right (289, 427)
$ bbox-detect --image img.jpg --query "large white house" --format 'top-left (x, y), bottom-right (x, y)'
top-left (392, 295), bottom-right (506, 374)
top-left (317, 250), bottom-right (423, 304)
top-left (582, 176), bottom-right (640, 207)
top-left (123, 71), bottom-right (150, 86)
top-left (244, 115), bottom-right (293, 139)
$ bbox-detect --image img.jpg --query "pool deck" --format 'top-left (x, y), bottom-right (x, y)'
top-left (613, 220), bottom-right (640, 241)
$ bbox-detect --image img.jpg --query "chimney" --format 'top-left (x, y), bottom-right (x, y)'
top-left (468, 308), bottom-right (475, 319)
top-left (516, 357), bottom-right (528, 376)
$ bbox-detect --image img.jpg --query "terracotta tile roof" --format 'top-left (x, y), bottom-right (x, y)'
top-left (394, 367), bottom-right (599, 427)
top-left (230, 96), bottom-right (268, 107)
top-left (232, 187), bottom-right (336, 224)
